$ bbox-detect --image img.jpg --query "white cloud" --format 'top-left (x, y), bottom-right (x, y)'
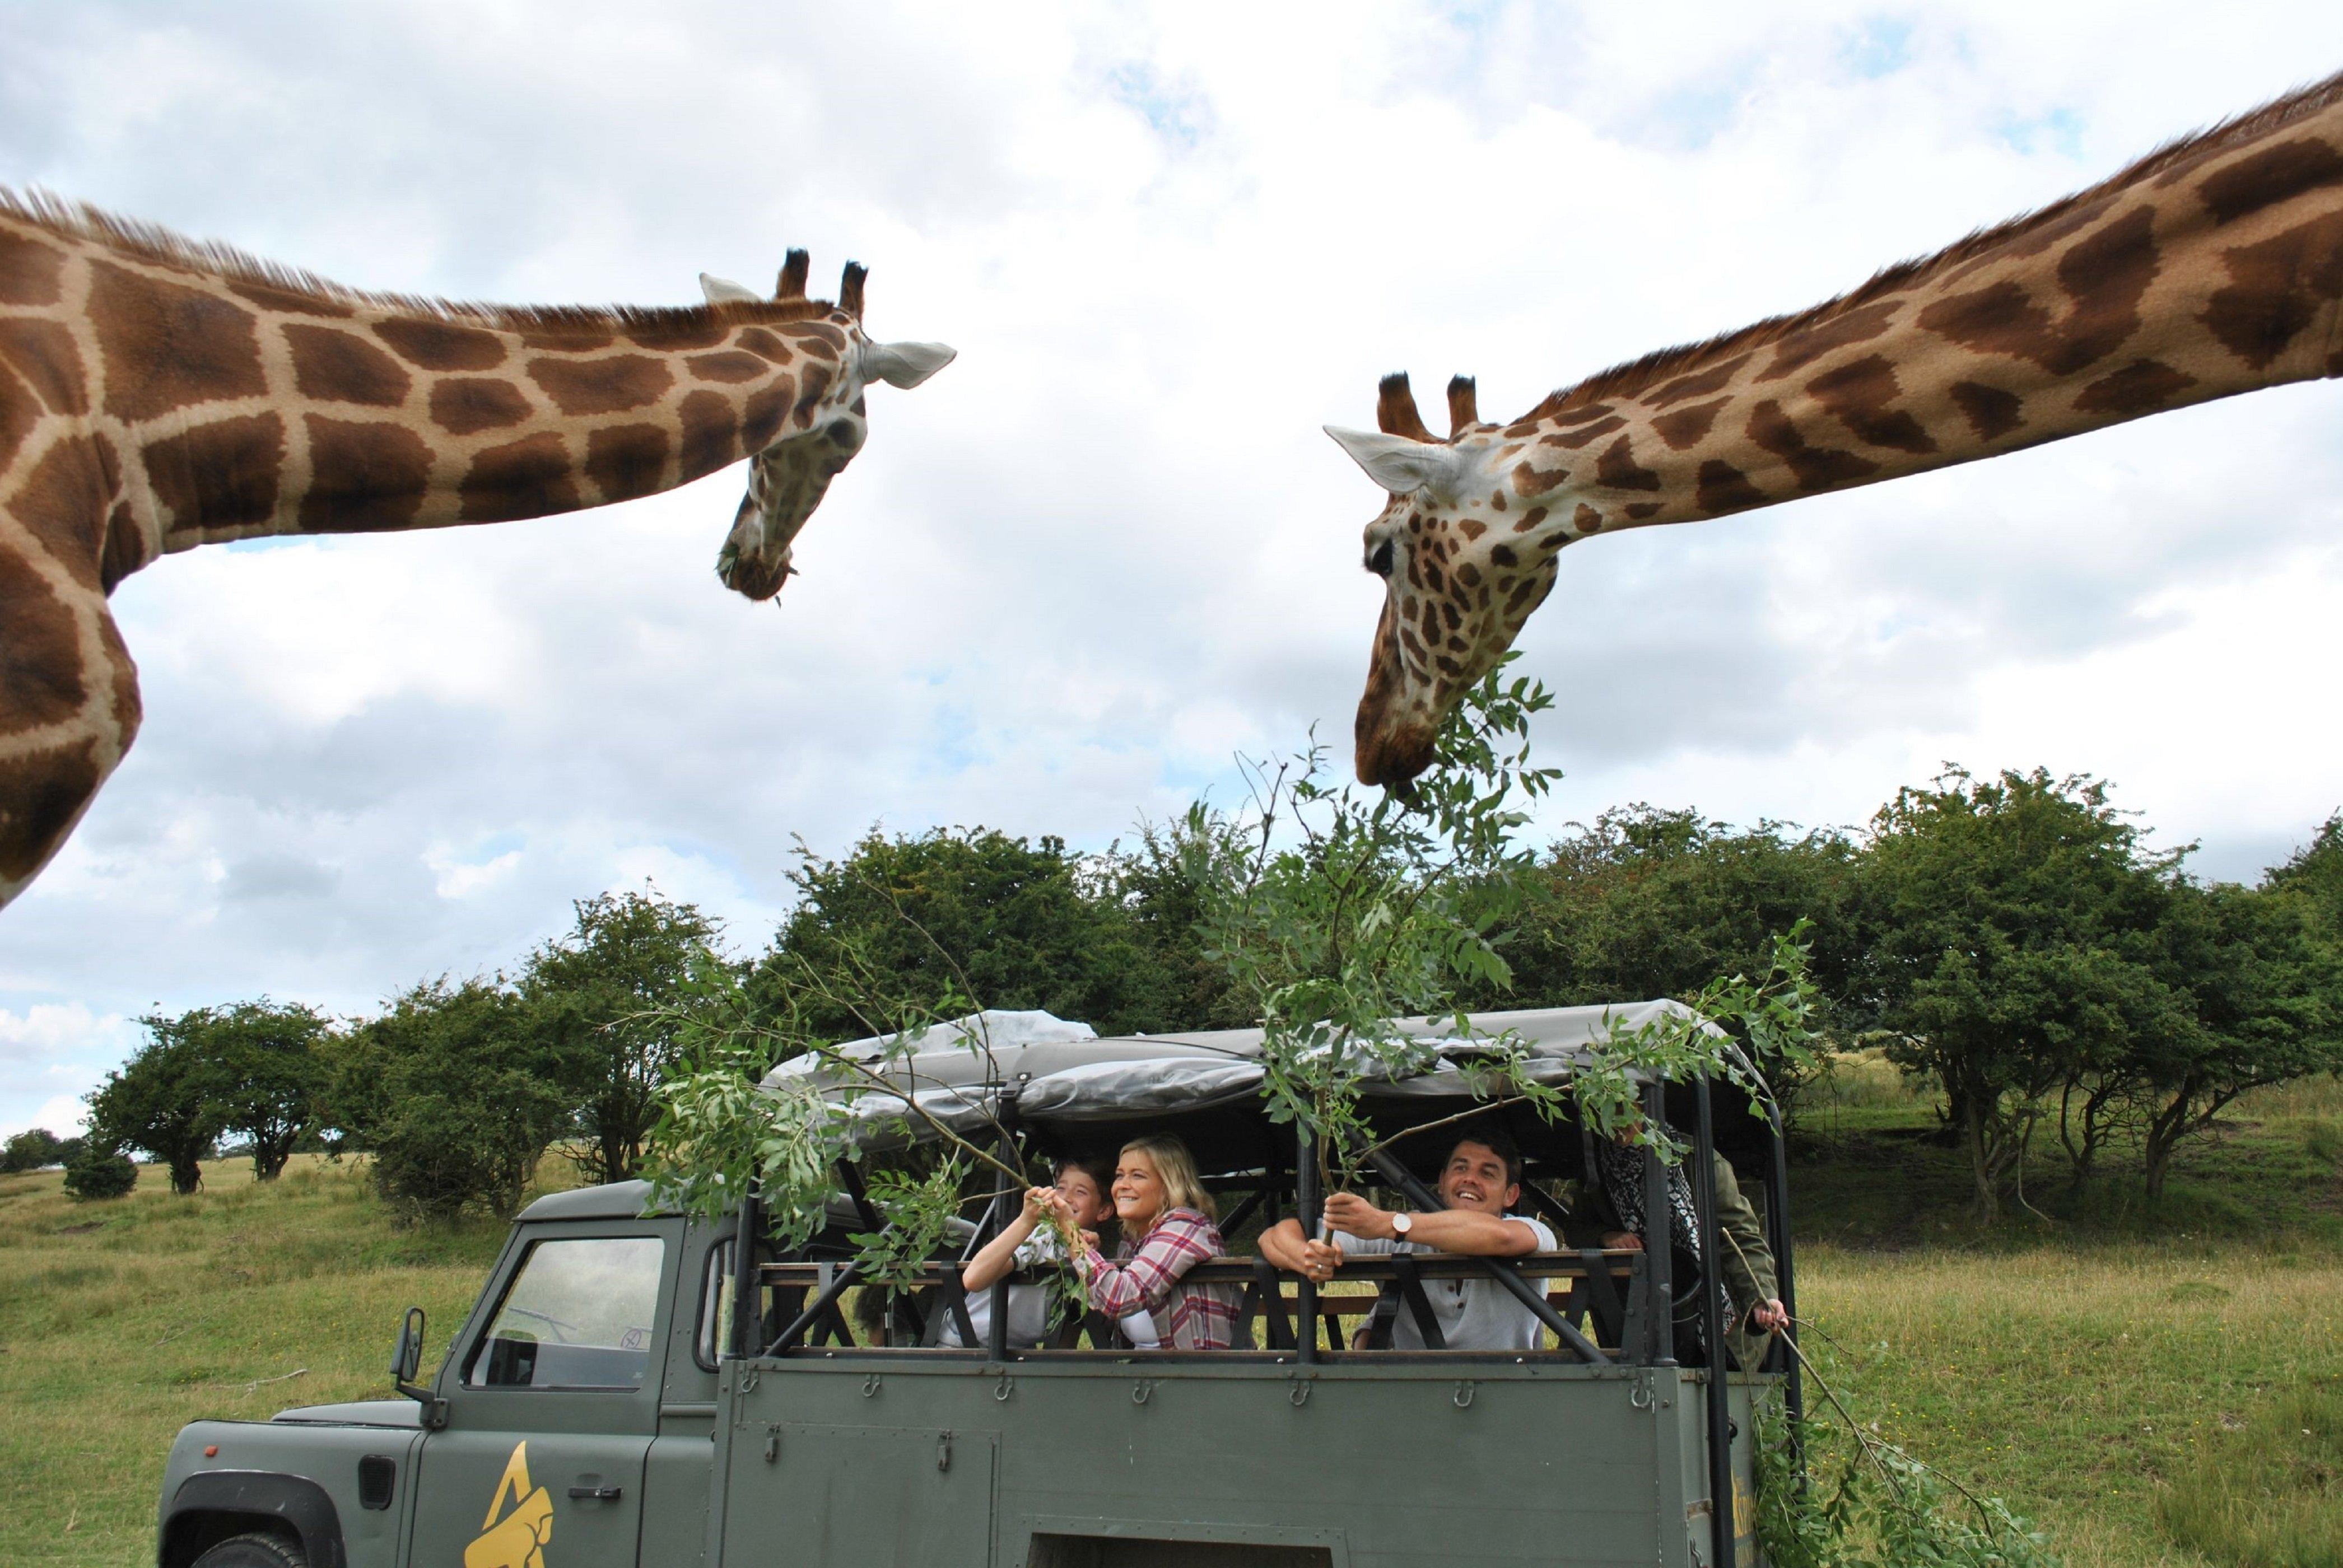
top-left (3, 0), bottom-right (2342, 1056)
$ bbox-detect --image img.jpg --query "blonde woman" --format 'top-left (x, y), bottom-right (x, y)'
top-left (1058, 1133), bottom-right (1238, 1350)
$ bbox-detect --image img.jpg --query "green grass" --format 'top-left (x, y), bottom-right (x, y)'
top-left (4, 1099), bottom-right (2340, 1568)
top-left (0, 1154), bottom-right (525, 1568)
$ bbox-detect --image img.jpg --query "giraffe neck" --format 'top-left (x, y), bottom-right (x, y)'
top-left (1500, 81), bottom-right (2343, 543)
top-left (0, 209), bottom-right (853, 590)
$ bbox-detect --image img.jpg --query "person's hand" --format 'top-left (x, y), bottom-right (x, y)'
top-left (1321, 1191), bottom-right (1391, 1240)
top-left (1021, 1186), bottom-right (1058, 1224)
top-left (1747, 1298), bottom-right (1789, 1334)
top-left (1077, 1229), bottom-right (1100, 1253)
top-left (1295, 1239), bottom-right (1344, 1284)
top-left (1603, 1230), bottom-right (1644, 1252)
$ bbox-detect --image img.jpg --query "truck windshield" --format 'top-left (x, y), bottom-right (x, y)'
top-left (465, 1235), bottom-right (667, 1390)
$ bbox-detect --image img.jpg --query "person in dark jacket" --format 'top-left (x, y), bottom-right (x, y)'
top-left (1569, 1123), bottom-right (1785, 1370)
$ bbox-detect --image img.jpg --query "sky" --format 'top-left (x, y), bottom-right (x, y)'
top-left (5, 1), bottom-right (2342, 1137)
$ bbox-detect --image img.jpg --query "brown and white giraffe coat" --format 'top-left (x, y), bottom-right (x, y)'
top-left (1333, 71), bottom-right (2343, 786)
top-left (0, 198), bottom-right (952, 905)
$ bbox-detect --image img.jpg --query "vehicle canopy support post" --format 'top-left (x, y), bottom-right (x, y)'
top-left (837, 1156), bottom-right (924, 1345)
top-left (1694, 1076), bottom-right (1736, 1568)
top-left (769, 1262), bottom-right (863, 1354)
top-left (731, 1191), bottom-right (762, 1363)
top-left (1766, 1101), bottom-right (1805, 1469)
top-left (1361, 1149), bottom-right (1609, 1365)
top-left (1641, 1078), bottom-right (1676, 1368)
top-left (1294, 1125), bottom-right (1320, 1363)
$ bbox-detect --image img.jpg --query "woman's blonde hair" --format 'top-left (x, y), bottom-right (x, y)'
top-left (1119, 1133), bottom-right (1215, 1221)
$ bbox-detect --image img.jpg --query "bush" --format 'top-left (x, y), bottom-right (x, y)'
top-left (62, 1144), bottom-right (137, 1200)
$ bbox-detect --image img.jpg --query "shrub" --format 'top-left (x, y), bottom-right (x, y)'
top-left (1, 1127), bottom-right (66, 1172)
top-left (62, 1144), bottom-right (137, 1200)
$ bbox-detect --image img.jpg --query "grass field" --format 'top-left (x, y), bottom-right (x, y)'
top-left (3, 1077), bottom-right (2338, 1568)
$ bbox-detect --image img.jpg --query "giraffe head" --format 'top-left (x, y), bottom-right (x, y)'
top-left (698, 252), bottom-right (954, 600)
top-left (1328, 373), bottom-right (1569, 785)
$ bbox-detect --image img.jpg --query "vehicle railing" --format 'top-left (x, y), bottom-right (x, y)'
top-left (752, 1250), bottom-right (1646, 1362)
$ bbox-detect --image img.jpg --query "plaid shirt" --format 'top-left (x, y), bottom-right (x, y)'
top-left (1075, 1207), bottom-right (1240, 1350)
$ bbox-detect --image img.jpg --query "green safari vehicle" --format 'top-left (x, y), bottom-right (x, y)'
top-left (155, 1002), bottom-right (1797, 1568)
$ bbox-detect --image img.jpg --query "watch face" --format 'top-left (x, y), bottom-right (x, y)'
top-left (1391, 1212), bottom-right (1412, 1236)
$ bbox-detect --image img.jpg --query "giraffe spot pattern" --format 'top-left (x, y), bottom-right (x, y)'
top-left (430, 376), bottom-right (534, 436)
top-left (789, 366), bottom-right (833, 430)
top-left (0, 739), bottom-right (102, 882)
top-left (0, 229), bottom-right (65, 306)
top-left (1748, 400), bottom-right (1879, 491)
top-left (1513, 460), bottom-right (1569, 497)
top-left (1624, 502), bottom-right (1661, 520)
top-left (0, 360), bottom-right (39, 473)
top-left (527, 353), bottom-right (675, 417)
top-left (515, 326), bottom-right (616, 352)
top-left (623, 317), bottom-right (732, 352)
top-left (1639, 353), bottom-right (1752, 409)
top-left (100, 500), bottom-right (143, 592)
top-left (145, 414), bottom-right (286, 535)
top-left (1757, 301), bottom-right (1902, 382)
top-left (225, 279), bottom-right (355, 319)
top-left (1547, 402), bottom-right (1621, 426)
top-left (2197, 137), bottom-right (2343, 226)
top-left (686, 349), bottom-right (770, 384)
top-left (739, 377), bottom-right (795, 452)
top-left (1573, 502), bottom-right (1603, 534)
top-left (373, 318), bottom-right (507, 372)
top-left (2074, 357), bottom-right (2199, 416)
top-left (1651, 396), bottom-right (1729, 450)
top-left (678, 390), bottom-right (741, 479)
top-left (88, 260), bottom-right (268, 422)
top-left (1949, 380), bottom-right (2027, 441)
top-left (302, 416), bottom-right (432, 531)
top-left (1695, 459), bottom-right (1765, 514)
top-left (285, 325), bottom-right (412, 408)
top-left (459, 431), bottom-right (579, 522)
top-left (2202, 209), bottom-right (2343, 369)
top-left (1545, 414), bottom-right (1627, 450)
top-left (586, 423), bottom-right (672, 503)
top-left (10, 438), bottom-right (119, 591)
top-left (1805, 354), bottom-right (1938, 454)
top-left (1593, 433), bottom-right (1661, 491)
top-left (0, 319), bottom-right (88, 416)
top-left (1918, 206), bottom-right (2158, 376)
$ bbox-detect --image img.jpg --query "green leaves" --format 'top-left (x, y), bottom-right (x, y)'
top-left (1199, 658), bottom-right (1565, 1186)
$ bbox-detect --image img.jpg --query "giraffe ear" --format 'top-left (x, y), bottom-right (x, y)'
top-left (1324, 426), bottom-right (1468, 497)
top-left (700, 272), bottom-right (763, 306)
top-left (859, 340), bottom-right (958, 389)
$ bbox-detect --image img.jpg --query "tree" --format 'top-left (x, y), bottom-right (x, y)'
top-left (753, 827), bottom-right (1175, 1042)
top-left (62, 1141), bottom-right (136, 1199)
top-left (521, 887), bottom-right (725, 1186)
top-left (1850, 768), bottom-right (2186, 1220)
top-left (86, 1019), bottom-right (227, 1194)
top-left (1489, 805), bottom-right (1858, 1113)
top-left (2265, 813), bottom-right (2343, 935)
top-left (2121, 879), bottom-right (2343, 1200)
top-left (352, 978), bottom-right (574, 1222)
top-left (1, 1127), bottom-right (66, 1172)
top-left (195, 1000), bottom-right (332, 1180)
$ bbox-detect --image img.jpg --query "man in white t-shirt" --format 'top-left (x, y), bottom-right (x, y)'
top-left (1257, 1133), bottom-right (1556, 1352)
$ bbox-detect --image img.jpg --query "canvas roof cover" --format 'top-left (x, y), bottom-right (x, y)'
top-left (758, 1002), bottom-right (1725, 1147)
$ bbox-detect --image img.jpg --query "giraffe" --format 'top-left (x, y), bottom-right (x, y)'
top-left (0, 194), bottom-right (955, 907)
top-left (1328, 69), bottom-right (2343, 786)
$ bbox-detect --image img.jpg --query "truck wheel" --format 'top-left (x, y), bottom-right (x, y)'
top-left (190, 1532), bottom-right (308, 1568)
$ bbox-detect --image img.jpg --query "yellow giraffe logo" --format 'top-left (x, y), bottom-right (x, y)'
top-left (465, 1441), bottom-right (555, 1568)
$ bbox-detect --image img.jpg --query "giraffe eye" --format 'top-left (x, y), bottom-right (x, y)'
top-left (1366, 539), bottom-right (1395, 577)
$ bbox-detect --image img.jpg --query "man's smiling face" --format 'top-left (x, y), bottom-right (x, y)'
top-left (1437, 1139), bottom-right (1519, 1217)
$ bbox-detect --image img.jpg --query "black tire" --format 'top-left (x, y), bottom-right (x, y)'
top-left (190, 1530), bottom-right (308, 1568)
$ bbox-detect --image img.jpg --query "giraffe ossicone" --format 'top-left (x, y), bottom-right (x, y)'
top-left (0, 197), bottom-right (954, 908)
top-left (1335, 68), bottom-right (2343, 787)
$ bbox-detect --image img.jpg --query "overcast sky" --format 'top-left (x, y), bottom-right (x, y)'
top-left (6, 1), bottom-right (2342, 1137)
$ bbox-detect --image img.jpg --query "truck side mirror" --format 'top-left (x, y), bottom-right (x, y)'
top-left (390, 1306), bottom-right (424, 1383)
top-left (390, 1306), bottom-right (447, 1429)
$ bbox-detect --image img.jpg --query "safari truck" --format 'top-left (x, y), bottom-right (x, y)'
top-left (157, 1002), bottom-right (1800, 1568)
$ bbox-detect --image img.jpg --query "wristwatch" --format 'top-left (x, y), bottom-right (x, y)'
top-left (1389, 1211), bottom-right (1413, 1238)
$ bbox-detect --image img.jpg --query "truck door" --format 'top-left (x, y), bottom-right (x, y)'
top-left (411, 1222), bottom-right (679, 1568)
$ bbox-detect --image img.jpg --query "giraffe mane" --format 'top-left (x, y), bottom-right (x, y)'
top-left (0, 187), bottom-right (844, 332)
top-left (1526, 65), bottom-right (2343, 419)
